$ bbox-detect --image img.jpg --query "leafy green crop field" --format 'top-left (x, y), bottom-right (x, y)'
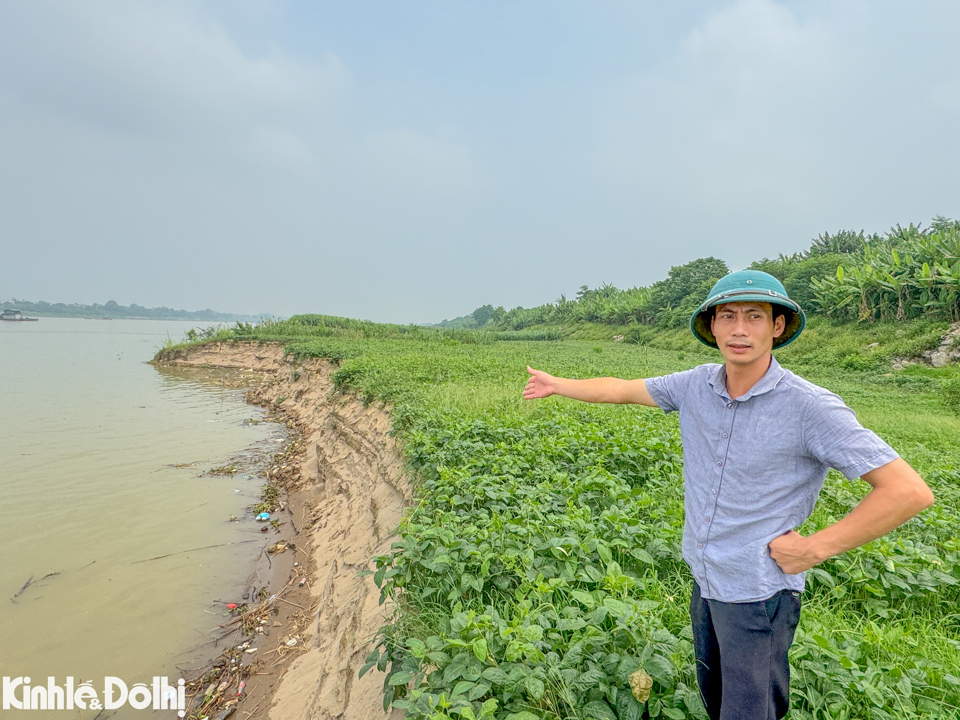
top-left (172, 325), bottom-right (960, 719)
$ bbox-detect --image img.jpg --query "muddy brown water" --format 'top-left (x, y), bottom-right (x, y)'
top-left (0, 319), bottom-right (284, 718)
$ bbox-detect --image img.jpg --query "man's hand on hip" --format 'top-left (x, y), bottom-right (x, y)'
top-left (769, 459), bottom-right (934, 576)
top-left (768, 530), bottom-right (823, 575)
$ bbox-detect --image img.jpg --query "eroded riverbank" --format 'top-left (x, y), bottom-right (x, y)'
top-left (155, 341), bottom-right (408, 720)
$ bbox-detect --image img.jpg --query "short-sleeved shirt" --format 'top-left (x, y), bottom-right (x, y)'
top-left (645, 356), bottom-right (898, 603)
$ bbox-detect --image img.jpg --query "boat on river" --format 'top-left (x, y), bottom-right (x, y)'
top-left (1, 309), bottom-right (39, 322)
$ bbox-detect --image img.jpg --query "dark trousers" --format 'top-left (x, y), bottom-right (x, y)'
top-left (690, 582), bottom-right (801, 720)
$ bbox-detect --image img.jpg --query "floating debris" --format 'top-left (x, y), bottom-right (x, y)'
top-left (206, 464), bottom-right (239, 476)
top-left (214, 704), bottom-right (236, 720)
top-left (11, 571), bottom-right (62, 601)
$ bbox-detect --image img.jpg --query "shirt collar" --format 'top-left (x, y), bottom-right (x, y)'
top-left (708, 355), bottom-right (786, 401)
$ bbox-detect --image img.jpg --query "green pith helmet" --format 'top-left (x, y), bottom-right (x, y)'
top-left (690, 270), bottom-right (806, 349)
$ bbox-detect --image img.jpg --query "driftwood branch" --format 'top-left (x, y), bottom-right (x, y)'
top-left (133, 540), bottom-right (258, 564)
top-left (11, 571), bottom-right (62, 601)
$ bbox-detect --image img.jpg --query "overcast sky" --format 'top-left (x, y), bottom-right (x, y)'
top-left (1, 1), bottom-right (958, 322)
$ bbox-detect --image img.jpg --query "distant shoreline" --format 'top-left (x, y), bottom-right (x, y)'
top-left (2, 299), bottom-right (270, 324)
top-left (3, 314), bottom-right (262, 322)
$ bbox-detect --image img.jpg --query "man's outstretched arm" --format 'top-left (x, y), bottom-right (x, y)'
top-left (769, 458), bottom-right (934, 574)
top-left (523, 366), bottom-right (659, 407)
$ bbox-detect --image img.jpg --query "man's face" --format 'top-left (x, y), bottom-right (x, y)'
top-left (709, 301), bottom-right (785, 367)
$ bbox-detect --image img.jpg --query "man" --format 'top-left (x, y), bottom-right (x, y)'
top-left (522, 270), bottom-right (934, 720)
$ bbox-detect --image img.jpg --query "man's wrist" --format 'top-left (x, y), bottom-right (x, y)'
top-left (805, 531), bottom-right (836, 565)
top-left (550, 377), bottom-right (568, 398)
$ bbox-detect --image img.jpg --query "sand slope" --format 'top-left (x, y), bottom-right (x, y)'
top-left (159, 342), bottom-right (407, 719)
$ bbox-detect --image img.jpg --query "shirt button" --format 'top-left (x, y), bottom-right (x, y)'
top-left (706, 517), bottom-right (711, 522)
top-left (697, 543), bottom-right (703, 549)
top-left (727, 403), bottom-right (733, 409)
top-left (717, 461), bottom-right (723, 467)
top-left (722, 432), bottom-right (728, 438)
top-left (711, 489), bottom-right (716, 494)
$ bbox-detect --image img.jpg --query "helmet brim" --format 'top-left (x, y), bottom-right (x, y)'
top-left (690, 291), bottom-right (806, 349)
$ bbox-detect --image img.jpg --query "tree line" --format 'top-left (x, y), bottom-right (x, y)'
top-left (462, 216), bottom-right (960, 331)
top-left (0, 298), bottom-right (266, 322)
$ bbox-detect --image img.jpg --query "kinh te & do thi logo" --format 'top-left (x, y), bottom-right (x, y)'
top-left (3, 676), bottom-right (186, 715)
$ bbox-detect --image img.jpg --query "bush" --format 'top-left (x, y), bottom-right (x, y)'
top-left (944, 378), bottom-right (960, 416)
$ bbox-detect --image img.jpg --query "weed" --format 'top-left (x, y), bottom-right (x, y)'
top-left (253, 483), bottom-right (280, 515)
top-left (206, 464), bottom-right (238, 476)
top-left (943, 378), bottom-right (960, 416)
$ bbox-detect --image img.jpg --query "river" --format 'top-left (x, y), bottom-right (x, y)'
top-left (0, 318), bottom-right (280, 717)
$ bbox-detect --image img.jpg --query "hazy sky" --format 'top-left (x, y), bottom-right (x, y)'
top-left (2, 1), bottom-right (958, 322)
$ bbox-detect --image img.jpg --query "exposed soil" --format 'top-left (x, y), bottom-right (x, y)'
top-left (156, 342), bottom-right (408, 720)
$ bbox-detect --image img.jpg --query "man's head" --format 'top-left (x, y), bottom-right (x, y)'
top-left (709, 301), bottom-right (786, 367)
top-left (690, 270), bottom-right (805, 350)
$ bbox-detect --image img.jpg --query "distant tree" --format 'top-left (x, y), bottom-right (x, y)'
top-left (931, 215), bottom-right (960, 235)
top-left (806, 230), bottom-right (867, 257)
top-left (643, 257), bottom-right (729, 326)
top-left (472, 304), bottom-right (496, 326)
top-left (751, 253), bottom-right (845, 313)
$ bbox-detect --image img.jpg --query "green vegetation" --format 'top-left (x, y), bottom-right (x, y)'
top-left (156, 324), bottom-right (237, 353)
top-left (205, 464), bottom-right (238, 476)
top-left (1, 297), bottom-right (267, 322)
top-left (159, 317), bottom-right (960, 719)
top-left (320, 339), bottom-right (959, 720)
top-left (457, 216), bottom-right (960, 335)
top-left (253, 482), bottom-right (281, 515)
top-left (944, 378), bottom-right (960, 417)
top-left (811, 220), bottom-right (960, 322)
top-left (461, 258), bottom-right (729, 332)
top-left (153, 215), bottom-right (960, 718)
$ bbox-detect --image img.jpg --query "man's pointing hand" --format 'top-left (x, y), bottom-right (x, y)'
top-left (523, 367), bottom-right (558, 399)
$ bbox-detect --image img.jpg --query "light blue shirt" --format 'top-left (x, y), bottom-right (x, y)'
top-left (645, 356), bottom-right (899, 603)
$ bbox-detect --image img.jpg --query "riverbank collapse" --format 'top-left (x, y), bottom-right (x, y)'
top-left (155, 341), bottom-right (407, 720)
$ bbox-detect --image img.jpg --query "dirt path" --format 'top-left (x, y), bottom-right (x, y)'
top-left (157, 342), bottom-right (407, 720)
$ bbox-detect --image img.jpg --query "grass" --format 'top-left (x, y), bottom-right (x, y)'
top-left (155, 317), bottom-right (960, 719)
top-left (155, 324), bottom-right (236, 354)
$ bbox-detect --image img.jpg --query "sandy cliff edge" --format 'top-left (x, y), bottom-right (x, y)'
top-left (157, 341), bottom-right (408, 720)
